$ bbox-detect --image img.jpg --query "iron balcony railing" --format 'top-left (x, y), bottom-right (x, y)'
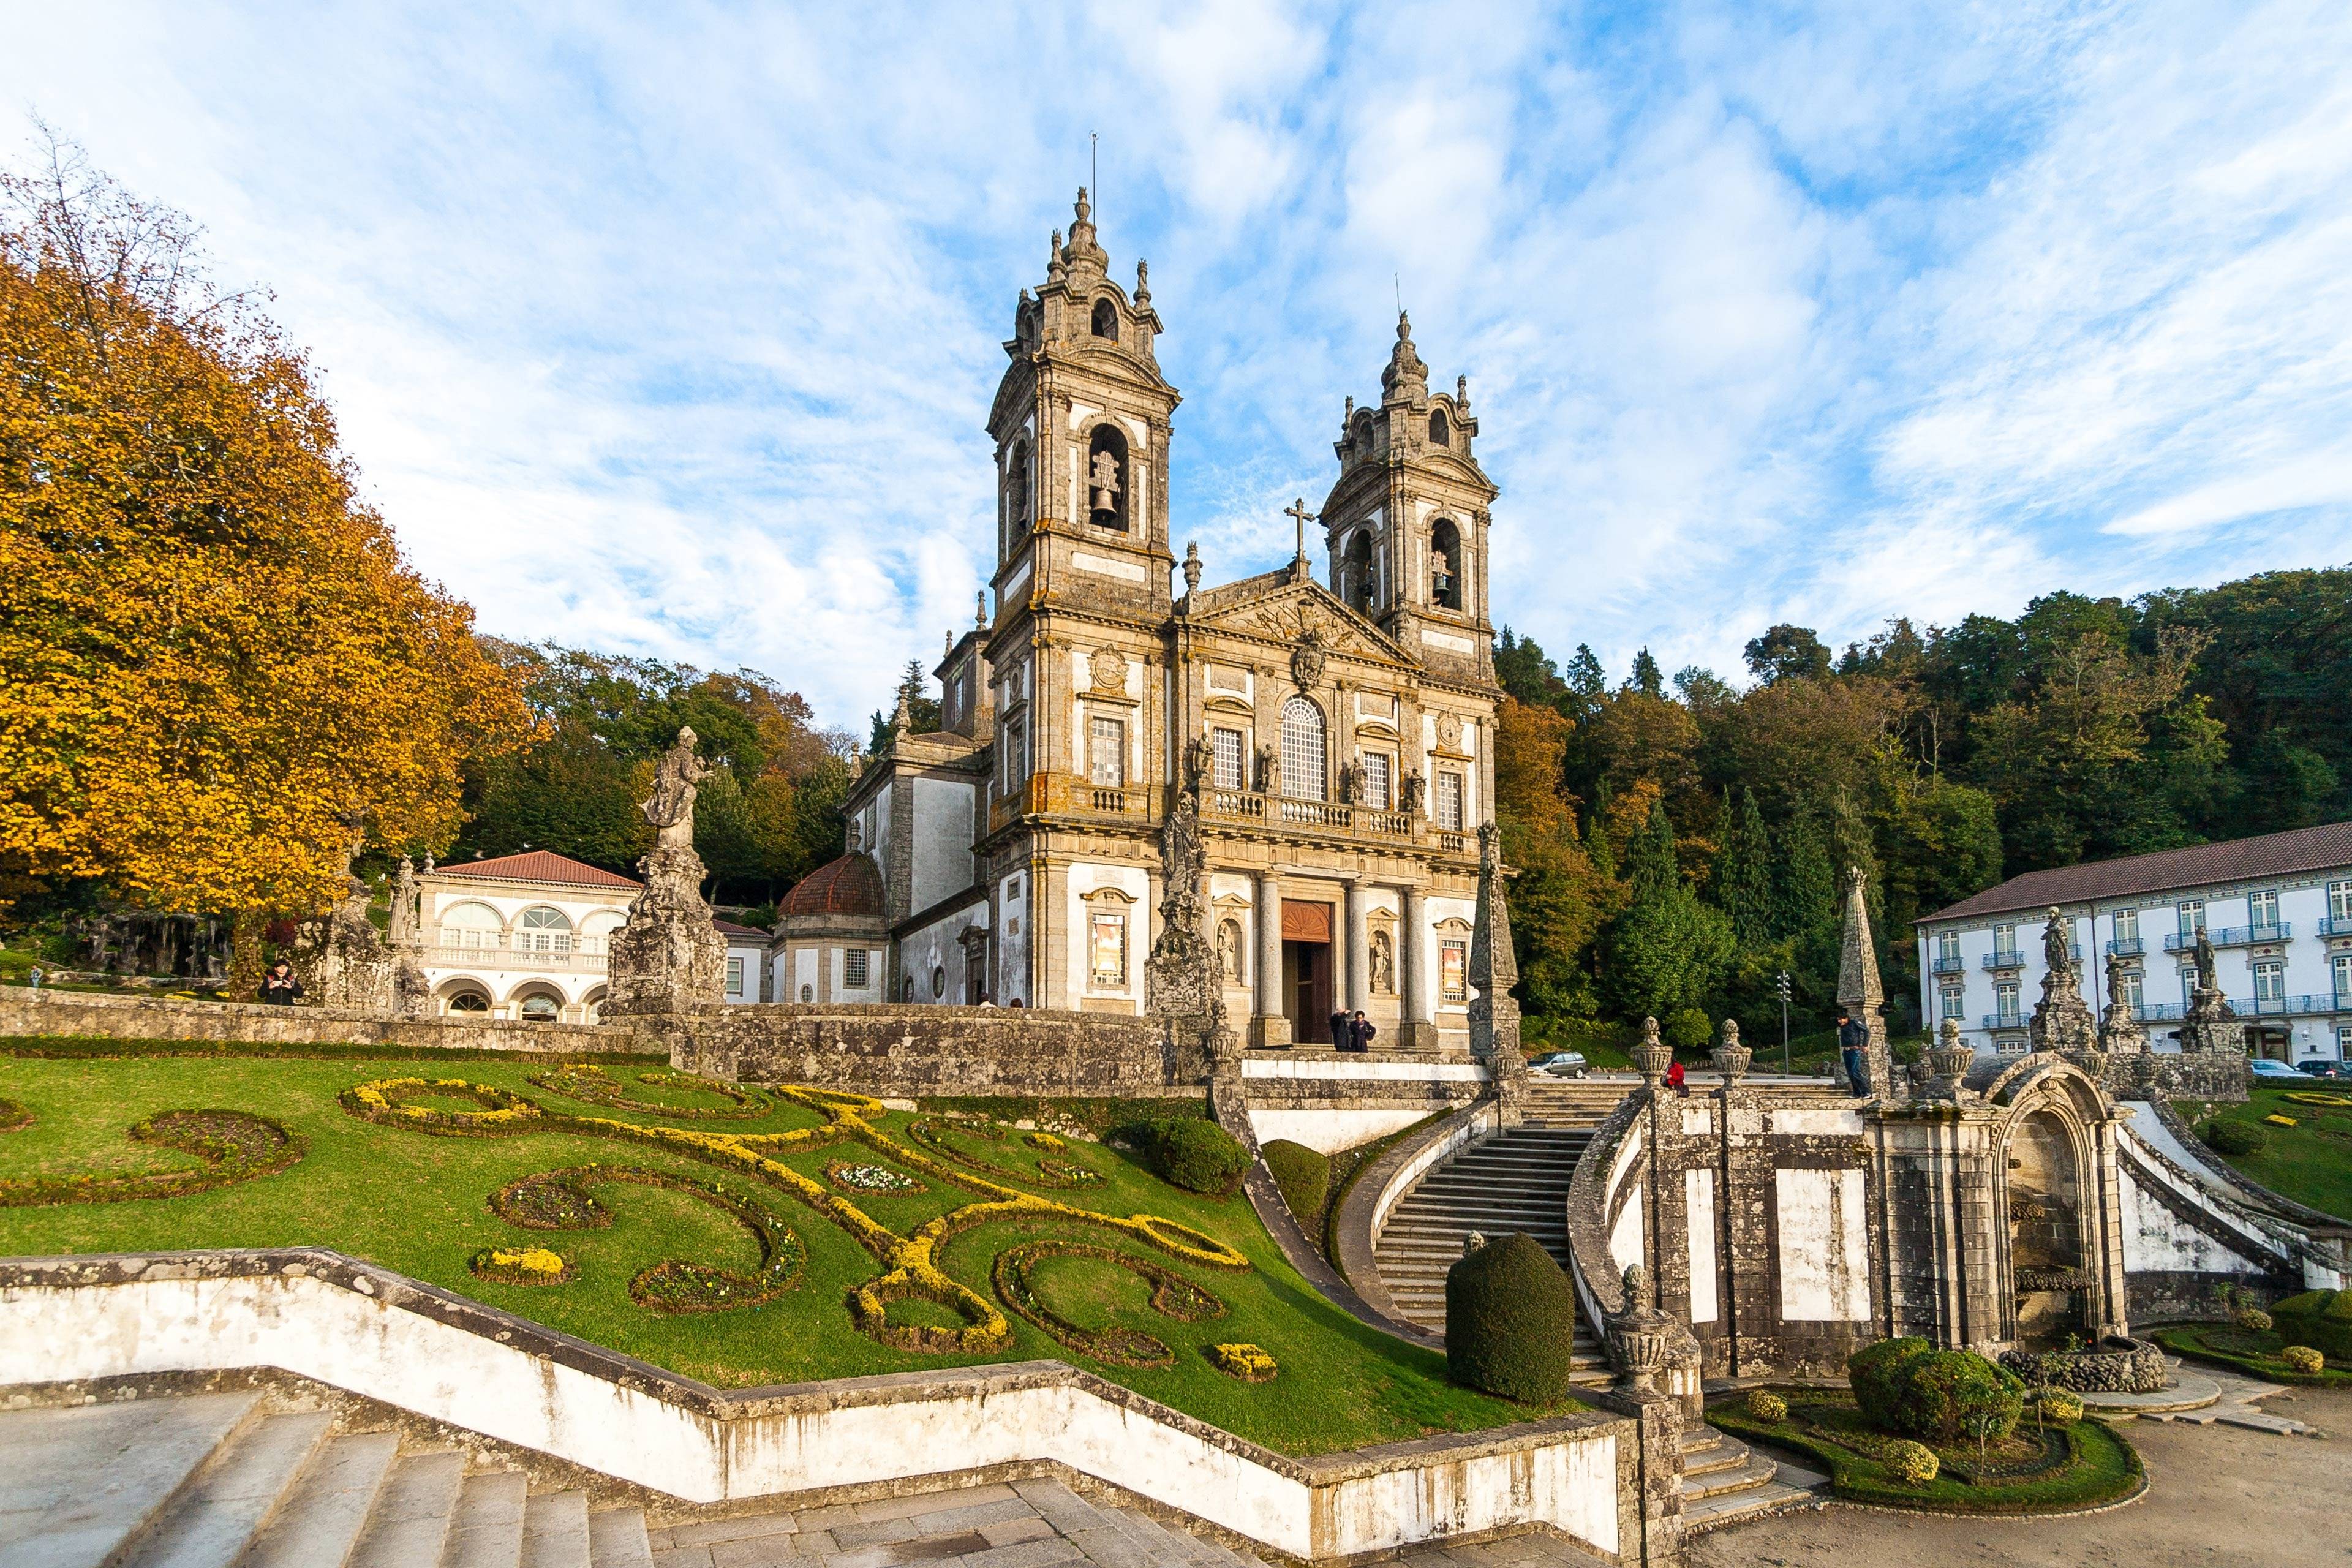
top-left (1983, 943), bottom-right (2079, 970)
top-left (1983, 1011), bottom-right (2026, 1030)
top-left (2133, 993), bottom-right (2352, 1022)
top-left (2319, 915), bottom-right (2352, 937)
top-left (2163, 924), bottom-right (2290, 951)
top-left (1931, 956), bottom-right (1967, 974)
top-left (2106, 937), bottom-right (2145, 957)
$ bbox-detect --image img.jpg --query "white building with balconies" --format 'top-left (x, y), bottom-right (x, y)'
top-left (417, 850), bottom-right (770, 1022)
top-left (1915, 821), bottom-right (2352, 1064)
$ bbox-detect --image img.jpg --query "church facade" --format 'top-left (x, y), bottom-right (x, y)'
top-left (780, 191), bottom-right (1504, 1055)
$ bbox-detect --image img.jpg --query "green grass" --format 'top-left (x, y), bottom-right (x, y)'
top-left (0, 1047), bottom-right (1577, 1456)
top-left (2149, 1322), bottom-right (2352, 1387)
top-left (2172, 1085), bottom-right (2352, 1222)
top-left (1709, 1390), bottom-right (2143, 1513)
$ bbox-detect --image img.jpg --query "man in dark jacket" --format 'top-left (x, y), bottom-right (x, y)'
top-left (260, 960), bottom-right (303, 1006)
top-left (1329, 1008), bottom-right (1349, 1050)
top-left (1836, 1006), bottom-right (1869, 1096)
top-left (1348, 1009), bottom-right (1376, 1054)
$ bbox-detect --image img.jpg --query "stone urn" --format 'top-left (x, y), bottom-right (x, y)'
top-left (1630, 1017), bottom-right (1674, 1087)
top-left (1925, 1017), bottom-right (1976, 1090)
top-left (1710, 1018), bottom-right (1752, 1084)
top-left (1606, 1263), bottom-right (1673, 1398)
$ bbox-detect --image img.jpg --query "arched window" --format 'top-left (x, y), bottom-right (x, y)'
top-left (518, 992), bottom-right (562, 1023)
top-left (1343, 530), bottom-right (1375, 612)
top-left (1091, 298), bottom-right (1119, 341)
top-left (1280, 696), bottom-right (1327, 801)
top-left (516, 906), bottom-right (573, 955)
top-left (579, 908), bottom-right (624, 956)
top-left (1430, 518), bottom-right (1463, 611)
top-left (1085, 424), bottom-right (1129, 532)
top-left (1428, 409), bottom-right (1450, 445)
top-left (437, 900), bottom-right (501, 951)
top-left (1003, 441), bottom-right (1031, 546)
top-left (444, 989), bottom-right (491, 1014)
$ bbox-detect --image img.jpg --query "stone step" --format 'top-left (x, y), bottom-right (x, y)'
top-left (1679, 1468), bottom-right (1830, 1531)
top-left (346, 1450), bottom-right (467, 1568)
top-left (237, 1430), bottom-right (404, 1568)
top-left (1680, 1455), bottom-right (1782, 1501)
top-left (586, 1509), bottom-right (655, 1568)
top-left (521, 1491), bottom-right (590, 1568)
top-left (442, 1469), bottom-right (530, 1568)
top-left (123, 1409), bottom-right (336, 1568)
top-left (0, 1390), bottom-right (263, 1568)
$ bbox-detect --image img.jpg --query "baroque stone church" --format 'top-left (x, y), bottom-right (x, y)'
top-left (774, 190), bottom-right (1502, 1054)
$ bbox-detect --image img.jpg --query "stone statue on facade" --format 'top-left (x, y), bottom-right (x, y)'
top-left (1468, 823), bottom-right (1523, 1085)
top-left (1254, 743), bottom-right (1280, 797)
top-left (1369, 930), bottom-right (1393, 995)
top-left (604, 731), bottom-right (726, 1016)
top-left (1338, 756), bottom-right (1366, 805)
top-left (1399, 771), bottom-right (1425, 814)
top-left (2027, 906), bottom-right (2098, 1056)
top-left (1183, 733), bottom-right (1215, 793)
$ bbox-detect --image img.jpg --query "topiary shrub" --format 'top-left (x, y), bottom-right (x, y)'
top-left (2272, 1289), bottom-right (2352, 1361)
top-left (1446, 1233), bottom-right (1579, 1402)
top-left (1129, 1117), bottom-right (1251, 1194)
top-left (2281, 1345), bottom-right (2325, 1374)
top-left (1850, 1338), bottom-right (2021, 1444)
top-left (2037, 1389), bottom-right (2084, 1424)
top-left (1744, 1389), bottom-right (1788, 1423)
top-left (2234, 1306), bottom-right (2274, 1332)
top-left (2201, 1119), bottom-right (2266, 1156)
top-left (1261, 1139), bottom-right (1330, 1223)
top-left (1884, 1439), bottom-right (1939, 1487)
top-left (1663, 1008), bottom-right (1713, 1054)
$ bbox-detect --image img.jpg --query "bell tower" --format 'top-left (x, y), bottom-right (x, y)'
top-left (986, 189), bottom-right (1180, 626)
top-left (1318, 314), bottom-right (1498, 682)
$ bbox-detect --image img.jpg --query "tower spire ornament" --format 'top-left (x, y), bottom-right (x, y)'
top-left (1284, 497), bottom-right (1315, 569)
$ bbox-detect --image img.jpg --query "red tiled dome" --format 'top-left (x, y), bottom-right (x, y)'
top-left (779, 853), bottom-right (884, 918)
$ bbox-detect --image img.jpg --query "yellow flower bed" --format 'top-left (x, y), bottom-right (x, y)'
top-left (2283, 1091), bottom-right (2352, 1107)
top-left (2264, 1114), bottom-right (2299, 1128)
top-left (342, 1074), bottom-right (1249, 1358)
top-left (469, 1244), bottom-right (576, 1286)
top-left (1206, 1343), bottom-right (1277, 1382)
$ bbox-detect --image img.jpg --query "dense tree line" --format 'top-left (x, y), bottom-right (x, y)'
top-left (1492, 568), bottom-right (2352, 1043)
top-left (455, 646), bottom-right (859, 914)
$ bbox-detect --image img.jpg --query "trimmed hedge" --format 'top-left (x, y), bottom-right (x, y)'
top-left (2272, 1288), bottom-right (2352, 1361)
top-left (1849, 1338), bottom-right (2022, 1444)
top-left (1262, 1139), bottom-right (1330, 1223)
top-left (1446, 1233), bottom-right (1579, 1402)
top-left (1129, 1116), bottom-right (1251, 1194)
top-left (2202, 1118), bottom-right (2266, 1156)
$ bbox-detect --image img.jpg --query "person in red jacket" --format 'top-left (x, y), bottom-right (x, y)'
top-left (1665, 1058), bottom-right (1688, 1097)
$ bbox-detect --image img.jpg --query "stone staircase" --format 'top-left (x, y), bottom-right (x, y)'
top-left (1675, 1425), bottom-right (1826, 1531)
top-left (0, 1390), bottom-right (655, 1568)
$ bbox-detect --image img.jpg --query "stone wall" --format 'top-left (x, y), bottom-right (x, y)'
top-left (0, 989), bottom-right (644, 1057)
top-left (655, 1003), bottom-right (1205, 1098)
top-left (1237, 1050), bottom-right (1488, 1153)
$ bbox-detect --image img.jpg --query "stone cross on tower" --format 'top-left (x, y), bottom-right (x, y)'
top-left (1284, 498), bottom-right (1316, 568)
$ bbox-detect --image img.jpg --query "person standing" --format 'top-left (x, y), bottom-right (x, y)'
top-left (260, 960), bottom-right (303, 1006)
top-left (1348, 1009), bottom-right (1376, 1054)
top-left (1328, 1006), bottom-right (1349, 1050)
top-left (1836, 1006), bottom-right (1869, 1097)
top-left (1665, 1058), bottom-right (1687, 1097)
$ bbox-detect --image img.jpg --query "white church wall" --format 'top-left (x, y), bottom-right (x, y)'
top-left (998, 869), bottom-right (1031, 1007)
top-left (900, 904), bottom-right (990, 1005)
top-left (1066, 862), bottom-right (1149, 1013)
top-left (910, 776), bottom-right (978, 914)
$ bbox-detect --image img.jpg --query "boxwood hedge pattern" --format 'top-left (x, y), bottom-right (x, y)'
top-left (337, 1073), bottom-right (1250, 1357)
top-left (0, 1107), bottom-right (304, 1207)
top-left (990, 1238), bottom-right (1227, 1366)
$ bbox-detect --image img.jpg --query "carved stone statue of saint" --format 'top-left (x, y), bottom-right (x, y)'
top-left (2042, 907), bottom-right (2074, 979)
top-left (1089, 449), bottom-right (1121, 516)
top-left (1254, 743), bottom-right (1280, 797)
top-left (1370, 930), bottom-right (1393, 994)
top-left (1217, 919), bottom-right (1240, 982)
top-left (2193, 928), bottom-right (2218, 994)
top-left (643, 728), bottom-right (714, 850)
top-left (1399, 771), bottom-right (1425, 813)
top-left (1183, 733), bottom-right (1215, 795)
top-left (1338, 757), bottom-right (1366, 804)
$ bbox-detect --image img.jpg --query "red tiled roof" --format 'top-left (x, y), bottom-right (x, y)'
top-left (435, 850), bottom-right (641, 892)
top-left (780, 853), bottom-right (884, 919)
top-left (713, 918), bottom-right (769, 937)
top-left (1920, 820), bottom-right (2352, 924)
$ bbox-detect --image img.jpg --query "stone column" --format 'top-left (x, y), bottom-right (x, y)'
top-left (1400, 885), bottom-right (1434, 1052)
top-left (1254, 869), bottom-right (1288, 1046)
top-left (1343, 879), bottom-right (1370, 1016)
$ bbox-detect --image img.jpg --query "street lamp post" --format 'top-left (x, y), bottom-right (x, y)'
top-left (1776, 969), bottom-right (1792, 1074)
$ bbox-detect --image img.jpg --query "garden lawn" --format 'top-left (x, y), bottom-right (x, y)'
top-left (1709, 1390), bottom-right (2142, 1513)
top-left (0, 1046), bottom-right (1575, 1456)
top-left (2149, 1322), bottom-right (2352, 1387)
top-left (2173, 1084), bottom-right (2352, 1222)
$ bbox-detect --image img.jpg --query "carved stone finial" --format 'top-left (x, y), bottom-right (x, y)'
top-left (1622, 1262), bottom-right (1648, 1302)
top-left (1135, 258), bottom-right (1150, 304)
top-left (1182, 538), bottom-right (1202, 599)
top-left (1631, 1016), bottom-right (1672, 1086)
top-left (1463, 1231), bottom-right (1487, 1257)
top-left (1457, 373), bottom-right (1469, 410)
top-left (976, 589), bottom-right (988, 628)
top-left (1712, 1016), bottom-right (1751, 1084)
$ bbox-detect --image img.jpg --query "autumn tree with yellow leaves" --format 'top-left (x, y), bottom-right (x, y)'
top-left (0, 131), bottom-right (532, 985)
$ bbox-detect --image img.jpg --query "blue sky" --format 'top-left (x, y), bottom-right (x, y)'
top-left (9, 2), bottom-right (2350, 729)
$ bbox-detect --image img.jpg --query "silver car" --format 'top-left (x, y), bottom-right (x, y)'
top-left (1530, 1050), bottom-right (1589, 1079)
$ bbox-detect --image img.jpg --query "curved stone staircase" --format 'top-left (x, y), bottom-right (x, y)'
top-left (1368, 1077), bottom-right (1826, 1532)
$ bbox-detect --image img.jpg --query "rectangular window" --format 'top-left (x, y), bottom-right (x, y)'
top-left (1939, 989), bottom-right (1964, 1020)
top-left (1212, 727), bottom-right (1245, 791)
top-left (2255, 960), bottom-right (2285, 1004)
top-left (1360, 752), bottom-right (1392, 810)
top-left (2339, 1022), bottom-right (2352, 1059)
top-left (725, 956), bottom-right (745, 996)
top-left (2119, 970), bottom-right (2143, 1012)
top-left (1088, 715), bottom-right (1126, 787)
top-left (1995, 981), bottom-right (2020, 1023)
top-left (1937, 930), bottom-right (1961, 962)
top-left (1090, 910), bottom-right (1128, 986)
top-left (2335, 952), bottom-right (2352, 999)
top-left (1993, 923), bottom-right (2017, 960)
top-left (1000, 716), bottom-right (1027, 793)
top-left (2250, 889), bottom-right (2280, 934)
top-left (2332, 881), bottom-right (2352, 922)
top-left (2181, 967), bottom-right (2199, 1006)
top-left (2114, 907), bottom-right (2139, 942)
top-left (2178, 899), bottom-right (2205, 938)
top-left (1440, 939), bottom-right (1468, 1001)
top-left (845, 949), bottom-right (870, 989)
top-left (1436, 770), bottom-right (1464, 831)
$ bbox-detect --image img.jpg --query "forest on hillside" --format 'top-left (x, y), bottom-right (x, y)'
top-left (1490, 570), bottom-right (2352, 1045)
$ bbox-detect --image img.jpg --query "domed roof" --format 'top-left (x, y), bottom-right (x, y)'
top-left (779, 853), bottom-right (884, 919)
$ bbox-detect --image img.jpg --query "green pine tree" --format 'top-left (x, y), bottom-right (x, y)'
top-left (1717, 786), bottom-right (1774, 945)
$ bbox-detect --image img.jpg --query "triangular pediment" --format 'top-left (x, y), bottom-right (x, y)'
top-left (1185, 572), bottom-right (1413, 667)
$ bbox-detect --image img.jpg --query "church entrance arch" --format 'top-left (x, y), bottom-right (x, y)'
top-left (1281, 899), bottom-right (1335, 1046)
top-left (2007, 1107), bottom-right (2087, 1349)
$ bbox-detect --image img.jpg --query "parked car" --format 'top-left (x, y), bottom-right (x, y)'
top-left (1530, 1050), bottom-right (1589, 1079)
top-left (2248, 1058), bottom-right (2304, 1079)
top-left (2294, 1060), bottom-right (2348, 1079)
